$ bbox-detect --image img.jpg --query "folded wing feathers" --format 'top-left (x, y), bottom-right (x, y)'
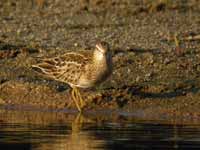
top-left (32, 52), bottom-right (91, 82)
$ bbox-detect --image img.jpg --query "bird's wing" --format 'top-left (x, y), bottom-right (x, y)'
top-left (32, 50), bottom-right (93, 84)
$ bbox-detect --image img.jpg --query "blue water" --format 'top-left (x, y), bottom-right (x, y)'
top-left (0, 108), bottom-right (200, 150)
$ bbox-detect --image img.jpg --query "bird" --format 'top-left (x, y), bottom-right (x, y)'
top-left (32, 41), bottom-right (112, 112)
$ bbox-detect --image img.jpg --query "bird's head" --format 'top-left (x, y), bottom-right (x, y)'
top-left (95, 41), bottom-right (110, 54)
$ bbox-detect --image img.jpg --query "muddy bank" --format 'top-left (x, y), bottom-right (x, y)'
top-left (0, 0), bottom-right (200, 124)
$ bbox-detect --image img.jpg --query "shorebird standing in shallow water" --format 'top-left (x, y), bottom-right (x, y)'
top-left (32, 41), bottom-right (112, 112)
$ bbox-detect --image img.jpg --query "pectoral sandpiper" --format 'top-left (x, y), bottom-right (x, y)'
top-left (32, 41), bottom-right (112, 112)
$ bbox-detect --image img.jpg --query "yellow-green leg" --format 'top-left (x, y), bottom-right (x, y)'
top-left (70, 87), bottom-right (86, 112)
top-left (71, 88), bottom-right (81, 112)
top-left (74, 87), bottom-right (85, 108)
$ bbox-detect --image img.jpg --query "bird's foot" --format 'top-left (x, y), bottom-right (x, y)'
top-left (66, 100), bottom-right (73, 108)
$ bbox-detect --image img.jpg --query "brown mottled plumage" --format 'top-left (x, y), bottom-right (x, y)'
top-left (32, 42), bottom-right (112, 112)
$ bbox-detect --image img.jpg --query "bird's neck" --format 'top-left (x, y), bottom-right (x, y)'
top-left (93, 50), bottom-right (105, 64)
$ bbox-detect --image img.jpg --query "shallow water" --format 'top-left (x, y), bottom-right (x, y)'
top-left (0, 107), bottom-right (200, 150)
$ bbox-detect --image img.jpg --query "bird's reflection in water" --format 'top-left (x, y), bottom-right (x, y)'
top-left (0, 109), bottom-right (106, 150)
top-left (36, 113), bottom-right (104, 150)
top-left (32, 113), bottom-right (106, 150)
top-left (1, 108), bottom-right (200, 150)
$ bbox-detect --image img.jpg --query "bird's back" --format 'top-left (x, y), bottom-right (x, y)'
top-left (32, 50), bottom-right (93, 86)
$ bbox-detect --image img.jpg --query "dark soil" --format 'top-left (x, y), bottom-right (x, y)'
top-left (0, 0), bottom-right (200, 124)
